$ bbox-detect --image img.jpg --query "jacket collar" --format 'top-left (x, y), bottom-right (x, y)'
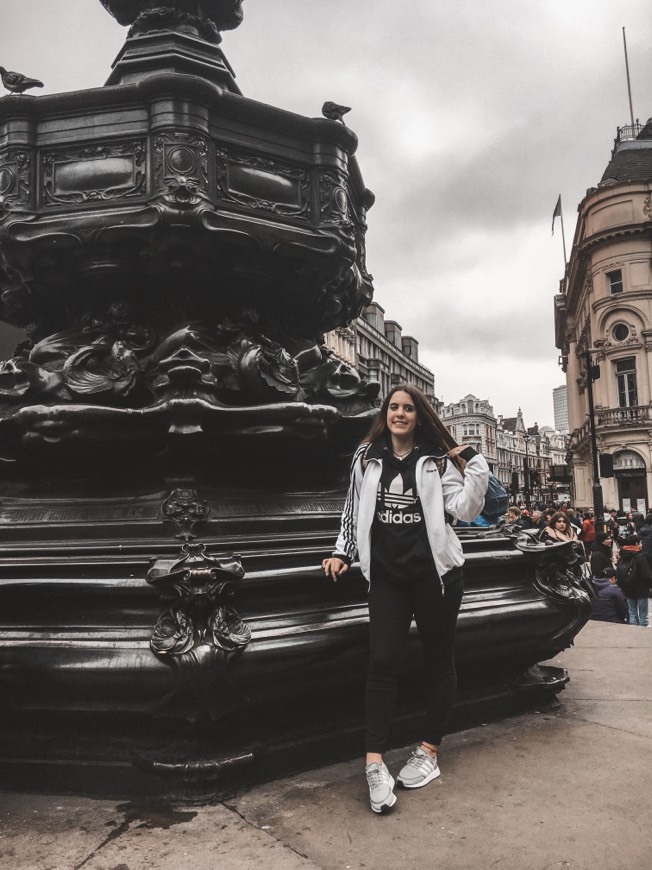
top-left (366, 433), bottom-right (447, 462)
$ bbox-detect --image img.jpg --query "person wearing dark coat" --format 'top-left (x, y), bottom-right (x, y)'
top-left (591, 567), bottom-right (627, 623)
top-left (616, 535), bottom-right (652, 626)
top-left (590, 532), bottom-right (613, 578)
top-left (637, 513), bottom-right (652, 570)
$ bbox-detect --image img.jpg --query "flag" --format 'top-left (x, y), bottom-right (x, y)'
top-left (551, 195), bottom-right (562, 235)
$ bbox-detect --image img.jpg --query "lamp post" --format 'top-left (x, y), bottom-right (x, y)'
top-left (584, 348), bottom-right (605, 534)
top-left (523, 432), bottom-right (531, 512)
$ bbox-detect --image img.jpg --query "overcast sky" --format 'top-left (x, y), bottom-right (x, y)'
top-left (3, 0), bottom-right (652, 428)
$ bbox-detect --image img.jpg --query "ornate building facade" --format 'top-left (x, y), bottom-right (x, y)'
top-left (555, 119), bottom-right (652, 513)
top-left (324, 301), bottom-right (436, 403)
top-left (440, 397), bottom-right (567, 504)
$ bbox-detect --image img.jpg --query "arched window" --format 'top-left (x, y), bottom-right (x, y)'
top-left (613, 450), bottom-right (645, 471)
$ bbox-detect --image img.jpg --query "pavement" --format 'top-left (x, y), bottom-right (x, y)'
top-left (1, 619), bottom-right (651, 870)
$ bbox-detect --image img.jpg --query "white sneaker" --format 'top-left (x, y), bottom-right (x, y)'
top-left (396, 746), bottom-right (441, 789)
top-left (365, 761), bottom-right (397, 814)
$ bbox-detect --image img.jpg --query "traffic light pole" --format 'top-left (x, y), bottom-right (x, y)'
top-left (585, 349), bottom-right (605, 533)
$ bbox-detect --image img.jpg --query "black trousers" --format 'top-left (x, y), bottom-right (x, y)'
top-left (365, 572), bottom-right (463, 754)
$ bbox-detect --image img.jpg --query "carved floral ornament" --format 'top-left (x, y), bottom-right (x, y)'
top-left (154, 132), bottom-right (209, 209)
top-left (147, 541), bottom-right (251, 656)
top-left (644, 193), bottom-right (652, 220)
top-left (0, 149), bottom-right (31, 210)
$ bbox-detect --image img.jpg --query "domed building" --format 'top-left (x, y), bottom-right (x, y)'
top-left (555, 119), bottom-right (652, 512)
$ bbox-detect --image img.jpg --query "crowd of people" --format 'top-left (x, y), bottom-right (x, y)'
top-left (503, 503), bottom-right (652, 627)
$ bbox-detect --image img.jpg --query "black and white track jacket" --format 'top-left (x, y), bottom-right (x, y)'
top-left (334, 442), bottom-right (489, 586)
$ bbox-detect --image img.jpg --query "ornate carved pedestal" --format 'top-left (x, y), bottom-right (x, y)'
top-left (0, 2), bottom-right (591, 798)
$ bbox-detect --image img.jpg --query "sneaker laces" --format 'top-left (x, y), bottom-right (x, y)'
top-left (405, 748), bottom-right (432, 770)
top-left (366, 764), bottom-right (388, 788)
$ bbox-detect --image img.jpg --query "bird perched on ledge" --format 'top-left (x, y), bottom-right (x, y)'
top-left (322, 101), bottom-right (351, 124)
top-left (0, 66), bottom-right (44, 95)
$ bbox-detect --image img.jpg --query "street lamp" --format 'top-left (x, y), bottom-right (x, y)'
top-left (523, 431), bottom-right (531, 512)
top-left (584, 347), bottom-right (605, 533)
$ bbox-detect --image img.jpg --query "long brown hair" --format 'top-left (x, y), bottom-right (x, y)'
top-left (362, 384), bottom-right (461, 465)
top-left (548, 511), bottom-right (573, 535)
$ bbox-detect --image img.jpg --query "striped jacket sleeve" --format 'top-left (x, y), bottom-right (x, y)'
top-left (333, 444), bottom-right (367, 562)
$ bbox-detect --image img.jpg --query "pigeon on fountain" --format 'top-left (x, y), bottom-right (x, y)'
top-left (322, 102), bottom-right (351, 124)
top-left (0, 66), bottom-right (44, 95)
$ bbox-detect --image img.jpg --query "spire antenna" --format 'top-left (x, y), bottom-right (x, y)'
top-left (622, 26), bottom-right (635, 128)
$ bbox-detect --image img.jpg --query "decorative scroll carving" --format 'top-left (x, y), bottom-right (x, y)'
top-left (514, 533), bottom-right (592, 604)
top-left (319, 171), bottom-right (352, 226)
top-left (154, 132), bottom-right (209, 209)
top-left (150, 490), bottom-right (250, 660)
top-left (644, 193), bottom-right (652, 220)
top-left (0, 149), bottom-right (32, 210)
top-left (162, 489), bottom-right (210, 541)
top-left (0, 301), bottom-right (154, 407)
top-left (148, 541), bottom-right (249, 656)
top-left (215, 149), bottom-right (310, 218)
top-left (42, 141), bottom-right (146, 207)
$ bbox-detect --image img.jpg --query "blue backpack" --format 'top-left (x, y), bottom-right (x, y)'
top-left (455, 473), bottom-right (509, 527)
top-left (478, 474), bottom-right (510, 524)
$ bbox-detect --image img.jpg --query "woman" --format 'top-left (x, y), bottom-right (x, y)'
top-left (322, 385), bottom-right (489, 814)
top-left (540, 511), bottom-right (578, 544)
top-left (616, 534), bottom-right (652, 626)
top-left (589, 531), bottom-right (614, 578)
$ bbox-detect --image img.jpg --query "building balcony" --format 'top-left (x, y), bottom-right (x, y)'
top-left (610, 121), bottom-right (643, 158)
top-left (598, 405), bottom-right (652, 427)
top-left (572, 405), bottom-right (652, 450)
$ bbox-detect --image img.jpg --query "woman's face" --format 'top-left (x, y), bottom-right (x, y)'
top-left (555, 517), bottom-right (569, 532)
top-left (386, 390), bottom-right (419, 438)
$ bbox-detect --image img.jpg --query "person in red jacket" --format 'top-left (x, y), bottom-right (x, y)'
top-left (581, 511), bottom-right (596, 559)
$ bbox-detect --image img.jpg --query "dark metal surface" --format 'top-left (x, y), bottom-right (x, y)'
top-left (0, 5), bottom-right (590, 798)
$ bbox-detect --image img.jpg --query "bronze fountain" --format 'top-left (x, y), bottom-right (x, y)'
top-left (0, 1), bottom-right (590, 798)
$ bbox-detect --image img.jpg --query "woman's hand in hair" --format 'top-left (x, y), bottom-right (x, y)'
top-left (322, 557), bottom-right (349, 582)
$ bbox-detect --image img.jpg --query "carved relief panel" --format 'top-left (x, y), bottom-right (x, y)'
top-left (41, 140), bottom-right (147, 207)
top-left (153, 131), bottom-right (209, 209)
top-left (0, 148), bottom-right (33, 211)
top-left (215, 148), bottom-right (310, 219)
top-left (319, 170), bottom-right (352, 227)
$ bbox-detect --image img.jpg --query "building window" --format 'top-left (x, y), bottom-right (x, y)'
top-left (616, 357), bottom-right (638, 407)
top-left (607, 269), bottom-right (623, 295)
top-left (612, 322), bottom-right (630, 342)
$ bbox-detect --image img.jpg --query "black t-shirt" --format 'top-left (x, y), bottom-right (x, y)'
top-left (370, 449), bottom-right (436, 583)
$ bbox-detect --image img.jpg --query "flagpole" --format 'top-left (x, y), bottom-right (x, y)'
top-left (622, 27), bottom-right (635, 128)
top-left (553, 194), bottom-right (568, 268)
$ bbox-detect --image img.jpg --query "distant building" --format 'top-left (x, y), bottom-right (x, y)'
top-left (440, 395), bottom-right (497, 470)
top-left (555, 118), bottom-right (652, 512)
top-left (324, 301), bottom-right (435, 404)
top-left (552, 385), bottom-right (569, 433)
